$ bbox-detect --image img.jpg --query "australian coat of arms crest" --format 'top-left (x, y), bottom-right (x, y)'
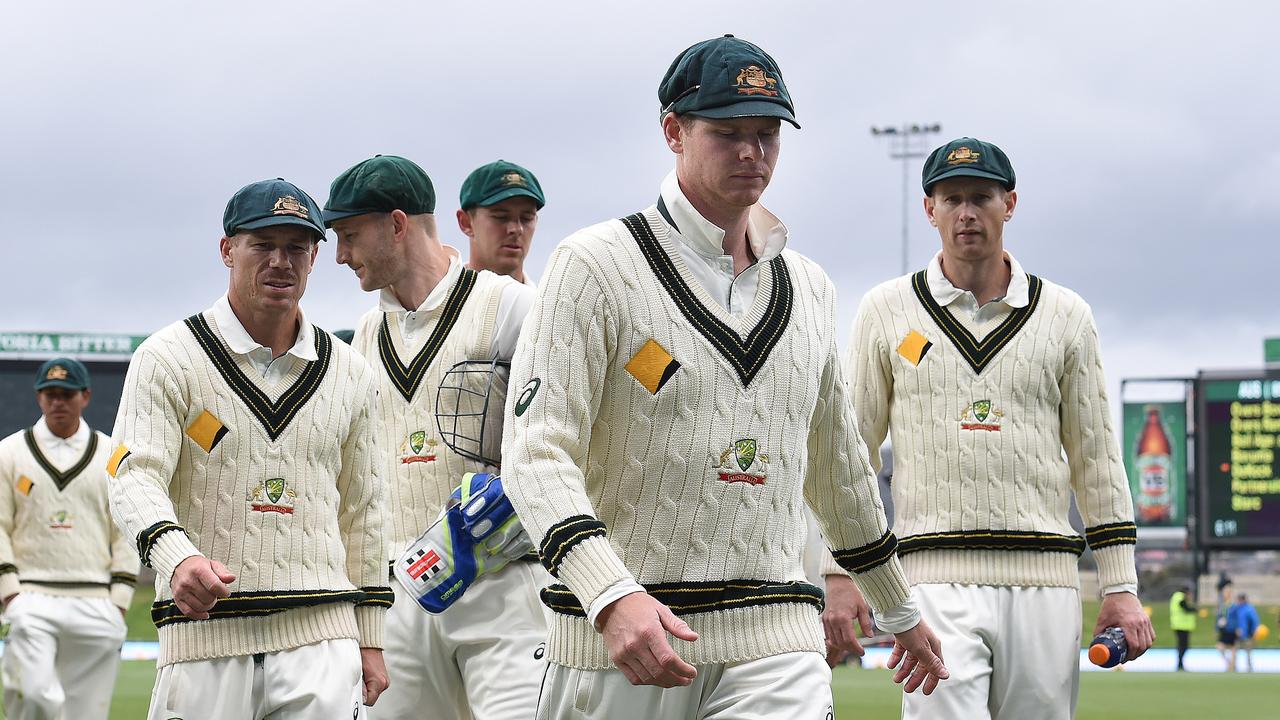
top-left (711, 439), bottom-right (769, 485)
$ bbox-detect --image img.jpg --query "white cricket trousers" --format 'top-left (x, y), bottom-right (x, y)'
top-left (536, 651), bottom-right (833, 720)
top-left (900, 584), bottom-right (1080, 720)
top-left (368, 560), bottom-right (551, 720)
top-left (2, 591), bottom-right (125, 720)
top-left (148, 638), bottom-right (364, 720)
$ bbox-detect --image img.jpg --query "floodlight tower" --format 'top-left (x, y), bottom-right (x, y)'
top-left (871, 123), bottom-right (942, 275)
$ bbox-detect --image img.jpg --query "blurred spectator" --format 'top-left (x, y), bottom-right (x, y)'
top-left (1168, 584), bottom-right (1196, 671)
top-left (1231, 594), bottom-right (1261, 672)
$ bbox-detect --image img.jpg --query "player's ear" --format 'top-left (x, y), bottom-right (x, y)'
top-left (923, 196), bottom-right (938, 227)
top-left (80, 388), bottom-right (91, 409)
top-left (390, 209), bottom-right (410, 240)
top-left (456, 208), bottom-right (474, 238)
top-left (662, 112), bottom-right (684, 153)
top-left (1003, 189), bottom-right (1017, 220)
top-left (219, 235), bottom-right (235, 268)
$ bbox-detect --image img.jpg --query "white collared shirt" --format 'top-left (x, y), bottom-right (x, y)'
top-left (378, 247), bottom-right (534, 362)
top-left (209, 294), bottom-right (317, 384)
top-left (655, 171), bottom-right (789, 317)
top-left (925, 251), bottom-right (1030, 335)
top-left (31, 416), bottom-right (91, 468)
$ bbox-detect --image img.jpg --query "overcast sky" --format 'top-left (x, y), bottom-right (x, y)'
top-left (1, 1), bottom-right (1275, 408)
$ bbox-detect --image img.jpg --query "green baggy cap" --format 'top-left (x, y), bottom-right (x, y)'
top-left (659, 34), bottom-right (798, 128)
top-left (922, 137), bottom-right (1016, 195)
top-left (222, 178), bottom-right (326, 240)
top-left (460, 160), bottom-right (545, 210)
top-left (323, 155), bottom-right (436, 227)
top-left (35, 357), bottom-right (90, 391)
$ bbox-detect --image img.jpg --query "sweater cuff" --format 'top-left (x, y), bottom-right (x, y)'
top-left (556, 535), bottom-right (634, 611)
top-left (149, 530), bottom-right (203, 583)
top-left (0, 571), bottom-right (20, 600)
top-left (355, 605), bottom-right (386, 649)
top-left (587, 579), bottom-right (646, 629)
top-left (1093, 544), bottom-right (1138, 596)
top-left (873, 589), bottom-right (922, 634)
top-left (820, 547), bottom-right (850, 578)
top-left (110, 583), bottom-right (136, 612)
top-left (852, 556), bottom-right (912, 614)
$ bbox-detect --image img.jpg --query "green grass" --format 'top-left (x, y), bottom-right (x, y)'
top-left (106, 662), bottom-right (154, 718)
top-left (832, 666), bottom-right (1277, 719)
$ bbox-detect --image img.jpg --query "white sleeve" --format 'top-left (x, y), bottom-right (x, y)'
top-left (491, 282), bottom-right (538, 361)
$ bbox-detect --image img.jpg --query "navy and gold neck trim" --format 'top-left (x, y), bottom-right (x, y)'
top-left (23, 428), bottom-right (98, 491)
top-left (620, 212), bottom-right (792, 387)
top-left (911, 270), bottom-right (1043, 375)
top-left (378, 267), bottom-right (478, 402)
top-left (184, 313), bottom-right (332, 441)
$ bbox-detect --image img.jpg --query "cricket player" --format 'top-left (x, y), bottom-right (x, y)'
top-left (502, 35), bottom-right (947, 719)
top-left (108, 178), bottom-right (391, 719)
top-left (324, 154), bottom-right (548, 720)
top-left (846, 137), bottom-right (1155, 719)
top-left (457, 159), bottom-right (544, 286)
top-left (0, 358), bottom-right (137, 720)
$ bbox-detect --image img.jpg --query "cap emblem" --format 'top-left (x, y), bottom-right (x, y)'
top-left (46, 365), bottom-right (69, 381)
top-left (734, 65), bottom-right (779, 97)
top-left (500, 171), bottom-right (527, 188)
top-left (272, 195), bottom-right (309, 219)
top-left (946, 147), bottom-right (980, 165)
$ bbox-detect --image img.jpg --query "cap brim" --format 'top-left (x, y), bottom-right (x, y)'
top-left (687, 100), bottom-right (800, 129)
top-left (35, 380), bottom-right (87, 391)
top-left (473, 187), bottom-right (545, 210)
top-left (236, 214), bottom-right (326, 240)
top-left (924, 168), bottom-right (1014, 193)
top-left (321, 207), bottom-right (378, 228)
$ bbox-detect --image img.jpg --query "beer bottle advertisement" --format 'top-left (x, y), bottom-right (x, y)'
top-left (1122, 402), bottom-right (1186, 527)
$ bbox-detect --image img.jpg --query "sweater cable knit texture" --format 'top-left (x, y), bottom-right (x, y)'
top-left (502, 207), bottom-right (912, 670)
top-left (108, 310), bottom-right (390, 666)
top-left (846, 265), bottom-right (1137, 592)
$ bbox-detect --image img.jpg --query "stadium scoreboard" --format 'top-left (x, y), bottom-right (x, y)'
top-left (1197, 371), bottom-right (1280, 549)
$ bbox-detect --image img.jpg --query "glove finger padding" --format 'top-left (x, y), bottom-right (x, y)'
top-left (393, 472), bottom-right (534, 614)
top-left (460, 473), bottom-right (534, 560)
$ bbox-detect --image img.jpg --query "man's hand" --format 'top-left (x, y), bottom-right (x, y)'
top-left (170, 556), bottom-right (235, 620)
top-left (822, 574), bottom-right (874, 667)
top-left (1094, 592), bottom-right (1155, 660)
top-left (598, 592), bottom-right (699, 688)
top-left (886, 620), bottom-right (949, 695)
top-left (360, 647), bottom-right (390, 706)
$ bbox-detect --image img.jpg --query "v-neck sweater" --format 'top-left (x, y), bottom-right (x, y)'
top-left (502, 206), bottom-right (911, 669)
top-left (0, 422), bottom-right (138, 609)
top-left (107, 305), bottom-right (390, 665)
top-left (845, 270), bottom-right (1138, 592)
top-left (351, 265), bottom-right (514, 557)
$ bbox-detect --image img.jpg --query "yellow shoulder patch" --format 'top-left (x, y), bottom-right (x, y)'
top-left (896, 330), bottom-right (933, 366)
top-left (186, 410), bottom-right (228, 453)
top-left (16, 476), bottom-right (33, 496)
top-left (106, 444), bottom-right (131, 478)
top-left (625, 339), bottom-right (681, 394)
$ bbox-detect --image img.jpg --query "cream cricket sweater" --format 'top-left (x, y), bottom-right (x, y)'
top-left (352, 261), bottom-right (529, 558)
top-left (108, 305), bottom-right (390, 666)
top-left (502, 206), bottom-right (912, 670)
top-left (0, 420), bottom-right (138, 610)
top-left (845, 253), bottom-right (1138, 592)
